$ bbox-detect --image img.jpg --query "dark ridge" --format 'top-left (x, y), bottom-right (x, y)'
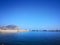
top-left (0, 25), bottom-right (20, 30)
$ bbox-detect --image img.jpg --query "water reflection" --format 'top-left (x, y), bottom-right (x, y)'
top-left (0, 32), bottom-right (60, 45)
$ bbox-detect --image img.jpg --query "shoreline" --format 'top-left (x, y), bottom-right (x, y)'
top-left (0, 30), bottom-right (60, 33)
top-left (0, 30), bottom-right (29, 33)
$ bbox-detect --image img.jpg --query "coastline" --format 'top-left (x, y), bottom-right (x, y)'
top-left (0, 30), bottom-right (29, 33)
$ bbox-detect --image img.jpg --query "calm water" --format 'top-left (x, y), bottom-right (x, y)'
top-left (0, 32), bottom-right (60, 45)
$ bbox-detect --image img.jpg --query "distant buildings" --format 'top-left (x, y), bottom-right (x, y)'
top-left (0, 25), bottom-right (60, 32)
top-left (31, 30), bottom-right (60, 32)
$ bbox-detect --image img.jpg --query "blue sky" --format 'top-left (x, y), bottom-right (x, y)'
top-left (0, 0), bottom-right (60, 30)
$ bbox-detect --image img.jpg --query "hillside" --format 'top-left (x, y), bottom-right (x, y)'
top-left (0, 25), bottom-right (20, 30)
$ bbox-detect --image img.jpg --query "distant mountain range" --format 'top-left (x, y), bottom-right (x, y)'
top-left (0, 25), bottom-right (20, 30)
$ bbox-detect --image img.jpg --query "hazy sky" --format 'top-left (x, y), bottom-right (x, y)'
top-left (0, 0), bottom-right (60, 30)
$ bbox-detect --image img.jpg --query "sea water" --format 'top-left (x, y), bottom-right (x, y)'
top-left (0, 32), bottom-right (60, 45)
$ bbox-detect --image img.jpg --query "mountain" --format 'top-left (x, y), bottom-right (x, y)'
top-left (0, 25), bottom-right (20, 30)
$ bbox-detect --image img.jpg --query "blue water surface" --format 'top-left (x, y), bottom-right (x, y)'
top-left (0, 32), bottom-right (60, 45)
